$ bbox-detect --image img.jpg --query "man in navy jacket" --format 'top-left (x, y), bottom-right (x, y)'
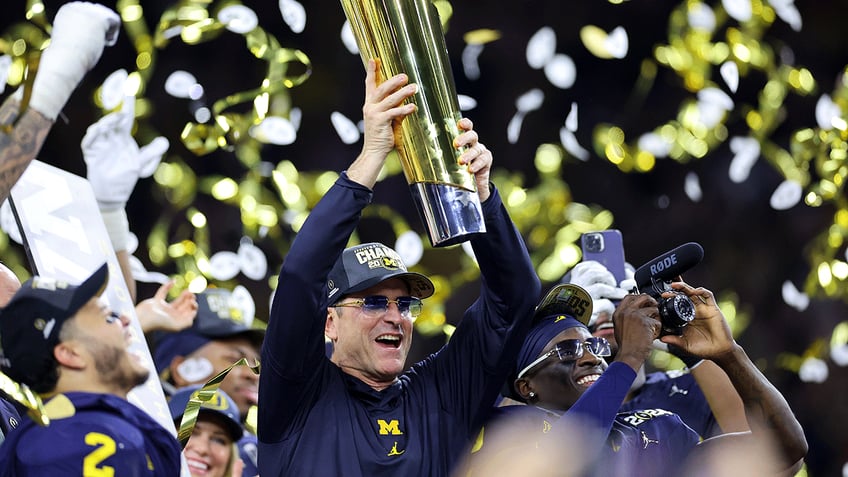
top-left (257, 59), bottom-right (541, 476)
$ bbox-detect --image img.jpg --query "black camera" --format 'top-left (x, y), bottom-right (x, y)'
top-left (654, 290), bottom-right (695, 335)
top-left (633, 242), bottom-right (704, 336)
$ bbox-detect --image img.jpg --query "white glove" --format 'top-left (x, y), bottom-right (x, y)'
top-left (82, 96), bottom-right (168, 250)
top-left (14, 2), bottom-right (120, 120)
top-left (568, 260), bottom-right (629, 301)
top-left (82, 96), bottom-right (169, 211)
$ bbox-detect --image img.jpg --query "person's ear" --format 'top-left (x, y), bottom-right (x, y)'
top-left (54, 342), bottom-right (86, 370)
top-left (325, 307), bottom-right (339, 341)
top-left (514, 378), bottom-right (536, 402)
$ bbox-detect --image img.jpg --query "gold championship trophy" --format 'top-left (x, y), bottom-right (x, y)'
top-left (340, 0), bottom-right (486, 247)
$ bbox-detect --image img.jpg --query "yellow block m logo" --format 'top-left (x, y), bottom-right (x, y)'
top-left (377, 419), bottom-right (403, 435)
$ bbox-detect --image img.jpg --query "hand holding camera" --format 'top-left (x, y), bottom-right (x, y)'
top-left (633, 242), bottom-right (704, 336)
top-left (659, 281), bottom-right (738, 361)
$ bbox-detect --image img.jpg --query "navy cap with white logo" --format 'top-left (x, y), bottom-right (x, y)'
top-left (326, 242), bottom-right (435, 301)
top-left (0, 264), bottom-right (109, 387)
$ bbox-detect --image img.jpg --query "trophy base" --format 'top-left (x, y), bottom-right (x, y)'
top-left (410, 182), bottom-right (486, 247)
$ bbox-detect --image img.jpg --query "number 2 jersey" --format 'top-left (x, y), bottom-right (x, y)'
top-left (0, 392), bottom-right (182, 476)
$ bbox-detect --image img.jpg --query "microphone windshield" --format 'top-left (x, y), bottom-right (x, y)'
top-left (634, 242), bottom-right (704, 292)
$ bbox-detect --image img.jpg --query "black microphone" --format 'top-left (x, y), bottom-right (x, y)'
top-left (634, 242), bottom-right (704, 293)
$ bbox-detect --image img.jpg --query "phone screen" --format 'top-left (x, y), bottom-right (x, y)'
top-left (580, 230), bottom-right (627, 284)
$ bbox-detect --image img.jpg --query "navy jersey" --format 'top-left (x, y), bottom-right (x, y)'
top-left (0, 395), bottom-right (21, 444)
top-left (475, 364), bottom-right (700, 477)
top-left (621, 369), bottom-right (720, 438)
top-left (258, 173), bottom-right (540, 476)
top-left (0, 392), bottom-right (182, 476)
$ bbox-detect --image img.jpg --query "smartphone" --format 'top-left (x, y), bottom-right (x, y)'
top-left (580, 229), bottom-right (627, 285)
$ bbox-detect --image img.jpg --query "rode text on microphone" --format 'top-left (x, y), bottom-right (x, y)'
top-left (634, 242), bottom-right (705, 335)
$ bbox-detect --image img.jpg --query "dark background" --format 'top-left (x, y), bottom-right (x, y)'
top-left (2, 1), bottom-right (847, 474)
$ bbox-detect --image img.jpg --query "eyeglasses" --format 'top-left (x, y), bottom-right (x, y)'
top-left (332, 295), bottom-right (423, 319)
top-left (105, 311), bottom-right (121, 324)
top-left (517, 337), bottom-right (611, 379)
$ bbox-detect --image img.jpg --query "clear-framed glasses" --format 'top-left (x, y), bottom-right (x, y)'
top-left (332, 295), bottom-right (423, 320)
top-left (517, 337), bottom-right (611, 379)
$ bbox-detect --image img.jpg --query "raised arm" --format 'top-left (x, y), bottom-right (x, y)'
top-left (259, 58), bottom-right (418, 442)
top-left (662, 282), bottom-right (808, 474)
top-left (0, 2), bottom-right (119, 203)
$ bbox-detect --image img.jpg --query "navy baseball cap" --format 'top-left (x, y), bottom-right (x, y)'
top-left (169, 385), bottom-right (243, 441)
top-left (0, 264), bottom-right (109, 386)
top-left (153, 288), bottom-right (265, 374)
top-left (326, 242), bottom-right (435, 302)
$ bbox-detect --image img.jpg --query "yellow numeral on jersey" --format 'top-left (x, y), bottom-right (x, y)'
top-left (83, 432), bottom-right (116, 477)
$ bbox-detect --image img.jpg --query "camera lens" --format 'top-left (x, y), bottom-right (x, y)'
top-left (658, 293), bottom-right (695, 331)
top-left (583, 233), bottom-right (604, 253)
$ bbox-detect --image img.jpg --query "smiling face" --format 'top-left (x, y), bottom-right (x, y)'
top-left (183, 416), bottom-right (235, 477)
top-left (325, 278), bottom-right (415, 390)
top-left (516, 326), bottom-right (608, 412)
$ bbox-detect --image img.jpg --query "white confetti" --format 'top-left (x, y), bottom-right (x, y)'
top-left (462, 43), bottom-right (484, 80)
top-left (559, 128), bottom-right (590, 161)
top-left (544, 53), bottom-right (577, 89)
top-left (684, 172), bottom-right (702, 202)
top-left (770, 180), bottom-right (803, 210)
top-left (604, 27), bottom-right (629, 59)
top-left (728, 136), bottom-right (760, 183)
top-left (209, 251), bottom-right (241, 281)
top-left (279, 0), bottom-right (306, 34)
top-left (526, 26), bottom-right (557, 69)
top-left (231, 285), bottom-right (256, 325)
top-left (395, 231), bottom-right (424, 267)
top-left (798, 357), bottom-right (828, 383)
top-left (815, 94), bottom-right (842, 130)
top-left (697, 87), bottom-right (734, 128)
top-left (722, 0), bottom-right (752, 22)
top-left (565, 102), bottom-right (579, 132)
top-left (516, 88), bottom-right (545, 113)
top-left (164, 71), bottom-right (199, 99)
top-left (250, 116), bottom-right (297, 145)
top-left (831, 344), bottom-right (848, 367)
top-left (341, 21), bottom-right (359, 54)
top-left (331, 111), bottom-right (360, 144)
top-left (507, 112), bottom-right (525, 145)
top-left (238, 239), bottom-right (269, 280)
top-left (638, 132), bottom-right (672, 158)
top-left (720, 61), bottom-right (739, 93)
top-left (781, 280), bottom-right (809, 311)
top-left (458, 94), bottom-right (478, 111)
top-left (255, 117), bottom-right (293, 144)
top-left (218, 5), bottom-right (259, 34)
top-left (770, 0), bottom-right (802, 32)
top-left (688, 2), bottom-right (716, 32)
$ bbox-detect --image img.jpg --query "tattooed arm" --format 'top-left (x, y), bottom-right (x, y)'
top-left (0, 3), bottom-right (120, 202)
top-left (0, 98), bottom-right (53, 203)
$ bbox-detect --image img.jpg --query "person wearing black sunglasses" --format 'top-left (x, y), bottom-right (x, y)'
top-left (462, 282), bottom-right (807, 477)
top-left (257, 58), bottom-right (541, 477)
